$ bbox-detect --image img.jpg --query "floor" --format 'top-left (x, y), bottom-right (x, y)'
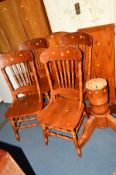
top-left (0, 102), bottom-right (116, 175)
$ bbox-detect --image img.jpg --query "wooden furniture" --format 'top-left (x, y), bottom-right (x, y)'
top-left (0, 149), bottom-right (25, 175)
top-left (0, 0), bottom-right (51, 53)
top-left (47, 31), bottom-right (68, 47)
top-left (79, 24), bottom-right (115, 103)
top-left (79, 78), bottom-right (116, 148)
top-left (0, 50), bottom-right (43, 140)
top-left (19, 38), bottom-right (50, 101)
top-left (59, 31), bottom-right (93, 96)
top-left (38, 46), bottom-right (88, 157)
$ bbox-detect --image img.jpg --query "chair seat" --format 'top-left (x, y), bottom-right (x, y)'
top-left (38, 97), bottom-right (84, 130)
top-left (6, 93), bottom-right (42, 119)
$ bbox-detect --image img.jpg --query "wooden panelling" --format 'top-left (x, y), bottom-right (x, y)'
top-left (0, 0), bottom-right (51, 53)
top-left (16, 0), bottom-right (51, 38)
top-left (0, 23), bottom-right (12, 52)
top-left (79, 24), bottom-right (115, 103)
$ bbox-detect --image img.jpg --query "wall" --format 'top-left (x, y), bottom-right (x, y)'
top-left (43, 0), bottom-right (116, 32)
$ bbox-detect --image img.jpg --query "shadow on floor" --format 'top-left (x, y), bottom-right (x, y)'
top-left (0, 141), bottom-right (36, 175)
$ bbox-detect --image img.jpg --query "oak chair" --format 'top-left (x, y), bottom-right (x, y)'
top-left (59, 31), bottom-right (93, 96)
top-left (47, 31), bottom-right (69, 47)
top-left (38, 46), bottom-right (87, 156)
top-left (0, 50), bottom-right (43, 140)
top-left (19, 38), bottom-right (50, 101)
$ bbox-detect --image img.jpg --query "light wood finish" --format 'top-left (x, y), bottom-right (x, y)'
top-left (0, 0), bottom-right (51, 53)
top-left (60, 31), bottom-right (93, 96)
top-left (19, 38), bottom-right (50, 101)
top-left (38, 46), bottom-right (88, 157)
top-left (0, 50), bottom-right (43, 140)
top-left (47, 31), bottom-right (68, 47)
top-left (0, 149), bottom-right (25, 175)
top-left (79, 23), bottom-right (115, 103)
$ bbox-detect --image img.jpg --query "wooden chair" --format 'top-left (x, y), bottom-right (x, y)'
top-left (19, 38), bottom-right (50, 101)
top-left (0, 50), bottom-right (43, 140)
top-left (38, 46), bottom-right (87, 156)
top-left (47, 31), bottom-right (69, 47)
top-left (59, 31), bottom-right (93, 96)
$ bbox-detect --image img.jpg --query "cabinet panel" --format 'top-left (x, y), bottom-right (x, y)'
top-left (0, 0), bottom-right (51, 52)
top-left (79, 24), bottom-right (115, 103)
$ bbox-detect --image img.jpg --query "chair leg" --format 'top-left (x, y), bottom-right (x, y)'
top-left (10, 120), bottom-right (20, 141)
top-left (42, 125), bottom-right (48, 145)
top-left (71, 130), bottom-right (82, 157)
top-left (83, 111), bottom-right (89, 119)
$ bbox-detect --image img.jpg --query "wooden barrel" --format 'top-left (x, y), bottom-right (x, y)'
top-left (86, 78), bottom-right (109, 115)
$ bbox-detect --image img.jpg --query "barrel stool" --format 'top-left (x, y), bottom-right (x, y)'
top-left (79, 78), bottom-right (116, 147)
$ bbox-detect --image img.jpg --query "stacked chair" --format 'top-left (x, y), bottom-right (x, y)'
top-left (37, 46), bottom-right (88, 156)
top-left (0, 50), bottom-right (43, 140)
top-left (19, 38), bottom-right (50, 102)
top-left (47, 31), bottom-right (68, 47)
top-left (0, 31), bottom-right (93, 156)
top-left (59, 31), bottom-right (93, 97)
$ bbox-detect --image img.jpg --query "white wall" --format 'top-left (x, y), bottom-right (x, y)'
top-left (43, 0), bottom-right (116, 32)
top-left (0, 66), bottom-right (25, 103)
top-left (0, 70), bottom-right (12, 103)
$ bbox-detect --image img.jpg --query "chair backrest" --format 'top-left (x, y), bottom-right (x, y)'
top-left (19, 38), bottom-right (48, 50)
top-left (0, 50), bottom-right (41, 101)
top-left (47, 32), bottom-right (69, 47)
top-left (59, 32), bottom-right (93, 89)
top-left (40, 46), bottom-right (83, 103)
top-left (19, 38), bottom-right (48, 76)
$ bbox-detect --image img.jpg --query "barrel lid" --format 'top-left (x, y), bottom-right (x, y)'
top-left (86, 78), bottom-right (107, 90)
